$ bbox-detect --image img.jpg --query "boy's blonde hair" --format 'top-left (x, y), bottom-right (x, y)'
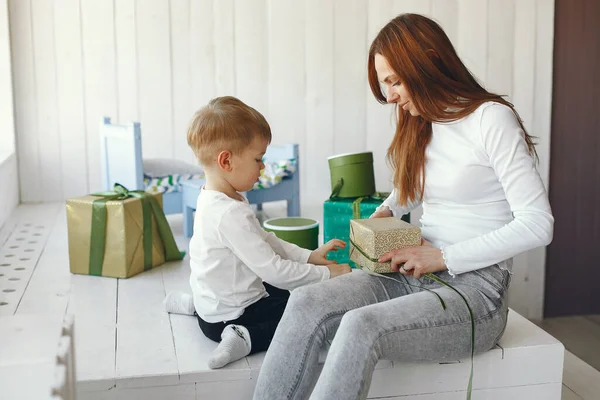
top-left (187, 96), bottom-right (271, 166)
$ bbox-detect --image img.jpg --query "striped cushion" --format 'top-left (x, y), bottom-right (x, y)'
top-left (143, 159), bottom-right (297, 193)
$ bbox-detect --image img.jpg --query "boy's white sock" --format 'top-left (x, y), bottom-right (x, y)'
top-left (163, 292), bottom-right (195, 315)
top-left (208, 325), bottom-right (251, 369)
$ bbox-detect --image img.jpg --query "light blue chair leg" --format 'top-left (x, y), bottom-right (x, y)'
top-left (288, 194), bottom-right (300, 217)
top-left (183, 206), bottom-right (194, 238)
top-left (256, 203), bottom-right (263, 211)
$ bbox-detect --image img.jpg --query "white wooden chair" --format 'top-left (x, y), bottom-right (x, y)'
top-left (245, 143), bottom-right (300, 217)
top-left (99, 117), bottom-right (196, 215)
top-left (99, 118), bottom-right (301, 219)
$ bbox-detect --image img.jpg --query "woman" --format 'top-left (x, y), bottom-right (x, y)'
top-left (253, 13), bottom-right (553, 400)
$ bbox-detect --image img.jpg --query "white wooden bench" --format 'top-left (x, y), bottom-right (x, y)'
top-left (0, 205), bottom-right (565, 400)
top-left (71, 262), bottom-right (564, 400)
top-left (0, 314), bottom-right (77, 400)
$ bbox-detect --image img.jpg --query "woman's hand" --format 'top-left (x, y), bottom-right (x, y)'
top-left (326, 263), bottom-right (352, 278)
top-left (370, 207), bottom-right (393, 218)
top-left (378, 240), bottom-right (447, 279)
top-left (308, 239), bottom-right (346, 265)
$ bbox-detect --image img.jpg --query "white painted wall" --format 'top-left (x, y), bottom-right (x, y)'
top-left (1, 0), bottom-right (14, 157)
top-left (0, 0), bottom-right (18, 229)
top-left (0, 153), bottom-right (18, 229)
top-left (7, 0), bottom-right (554, 319)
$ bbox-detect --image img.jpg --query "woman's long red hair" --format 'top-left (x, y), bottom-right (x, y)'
top-left (367, 14), bottom-right (537, 206)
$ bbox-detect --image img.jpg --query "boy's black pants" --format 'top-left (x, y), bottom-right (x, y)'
top-left (196, 283), bottom-right (290, 354)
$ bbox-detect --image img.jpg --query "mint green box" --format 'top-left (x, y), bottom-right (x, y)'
top-left (323, 197), bottom-right (410, 266)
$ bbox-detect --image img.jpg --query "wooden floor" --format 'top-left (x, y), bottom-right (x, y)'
top-left (538, 315), bottom-right (600, 373)
top-left (1, 202), bottom-right (600, 399)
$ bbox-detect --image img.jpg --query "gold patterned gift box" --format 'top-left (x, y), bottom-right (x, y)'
top-left (349, 217), bottom-right (421, 273)
top-left (66, 185), bottom-right (183, 278)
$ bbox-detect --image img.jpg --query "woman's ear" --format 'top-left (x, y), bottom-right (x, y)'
top-left (425, 49), bottom-right (452, 77)
top-left (216, 150), bottom-right (233, 172)
top-left (426, 48), bottom-right (440, 62)
top-left (426, 48), bottom-right (451, 79)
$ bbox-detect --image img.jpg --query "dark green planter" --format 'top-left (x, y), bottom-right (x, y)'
top-left (263, 217), bottom-right (319, 251)
top-left (328, 152), bottom-right (376, 198)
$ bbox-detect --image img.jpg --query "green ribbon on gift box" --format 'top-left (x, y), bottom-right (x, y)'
top-left (350, 192), bottom-right (391, 220)
top-left (330, 178), bottom-right (391, 220)
top-left (88, 183), bottom-right (184, 276)
top-left (352, 197), bottom-right (367, 220)
top-left (349, 229), bottom-right (475, 400)
top-left (329, 178), bottom-right (345, 199)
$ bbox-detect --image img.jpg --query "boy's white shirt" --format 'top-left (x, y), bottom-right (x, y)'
top-left (189, 188), bottom-right (330, 323)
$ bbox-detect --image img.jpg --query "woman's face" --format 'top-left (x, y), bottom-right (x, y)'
top-left (374, 53), bottom-right (420, 117)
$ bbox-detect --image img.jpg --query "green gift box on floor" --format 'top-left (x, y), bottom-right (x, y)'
top-left (323, 197), bottom-right (410, 267)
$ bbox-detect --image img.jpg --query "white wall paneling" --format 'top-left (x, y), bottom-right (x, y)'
top-left (31, 0), bottom-right (62, 200)
top-left (8, 0), bottom-right (555, 319)
top-left (457, 0), bottom-right (488, 84)
top-left (137, 0), bottom-right (173, 160)
top-left (0, 154), bottom-right (18, 229)
top-left (189, 0), bottom-right (216, 137)
top-left (486, 0), bottom-right (515, 99)
top-left (115, 0), bottom-right (138, 123)
top-left (234, 0), bottom-right (268, 119)
top-left (1, 0), bottom-right (17, 225)
top-left (431, 0), bottom-right (458, 47)
top-left (80, 0), bottom-right (118, 193)
top-left (267, 0), bottom-right (307, 197)
top-left (333, 0), bottom-right (367, 156)
top-left (54, 0), bottom-right (87, 199)
top-left (366, 0), bottom-right (397, 193)
top-left (8, 0), bottom-right (36, 202)
top-left (169, 0), bottom-right (193, 162)
top-left (305, 0), bottom-right (335, 204)
top-left (528, 0), bottom-right (555, 321)
top-left (0, 0), bottom-right (15, 158)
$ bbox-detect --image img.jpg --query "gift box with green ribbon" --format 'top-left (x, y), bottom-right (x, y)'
top-left (349, 217), bottom-right (421, 273)
top-left (66, 184), bottom-right (183, 278)
top-left (323, 196), bottom-right (409, 266)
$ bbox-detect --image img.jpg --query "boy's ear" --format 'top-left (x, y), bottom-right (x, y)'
top-left (216, 150), bottom-right (233, 171)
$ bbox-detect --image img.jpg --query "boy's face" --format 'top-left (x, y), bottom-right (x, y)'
top-left (230, 136), bottom-right (268, 192)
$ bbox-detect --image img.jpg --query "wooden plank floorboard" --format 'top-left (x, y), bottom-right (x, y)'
top-left (585, 314), bottom-right (600, 326)
top-left (562, 350), bottom-right (600, 400)
top-left (540, 316), bottom-right (600, 371)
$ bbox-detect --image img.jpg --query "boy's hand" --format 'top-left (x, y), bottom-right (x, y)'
top-left (308, 239), bottom-right (346, 265)
top-left (327, 263), bottom-right (352, 278)
top-left (370, 207), bottom-right (392, 218)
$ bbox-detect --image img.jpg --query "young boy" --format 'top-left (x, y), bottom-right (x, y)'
top-left (164, 96), bottom-right (351, 369)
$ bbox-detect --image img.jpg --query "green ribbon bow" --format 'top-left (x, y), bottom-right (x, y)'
top-left (350, 192), bottom-right (392, 220)
top-left (349, 229), bottom-right (475, 400)
top-left (329, 177), bottom-right (344, 199)
top-left (330, 177), bottom-right (393, 220)
top-left (89, 183), bottom-right (184, 276)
